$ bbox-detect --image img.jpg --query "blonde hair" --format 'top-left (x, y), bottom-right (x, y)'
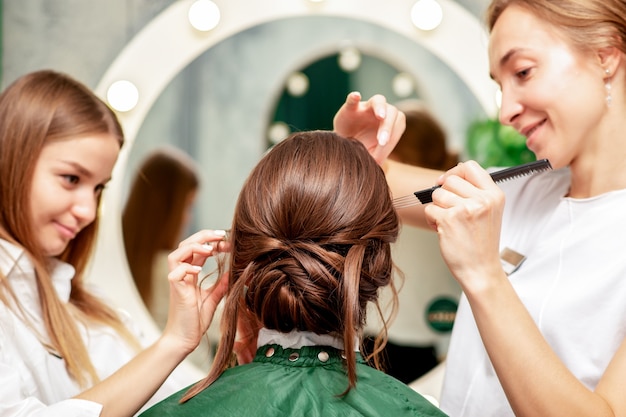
top-left (487, 0), bottom-right (626, 55)
top-left (0, 70), bottom-right (139, 387)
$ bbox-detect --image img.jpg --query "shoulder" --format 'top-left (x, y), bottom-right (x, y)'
top-left (498, 167), bottom-right (570, 223)
top-left (352, 363), bottom-right (447, 416)
top-left (141, 360), bottom-right (446, 417)
top-left (499, 166), bottom-right (570, 204)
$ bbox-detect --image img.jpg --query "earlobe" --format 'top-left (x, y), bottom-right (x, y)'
top-left (598, 45), bottom-right (622, 76)
top-left (598, 46), bottom-right (621, 108)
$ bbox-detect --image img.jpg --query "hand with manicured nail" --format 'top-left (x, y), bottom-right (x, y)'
top-left (332, 91), bottom-right (406, 165)
top-left (164, 229), bottom-right (231, 354)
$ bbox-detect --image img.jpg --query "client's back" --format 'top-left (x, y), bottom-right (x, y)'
top-left (140, 131), bottom-right (448, 417)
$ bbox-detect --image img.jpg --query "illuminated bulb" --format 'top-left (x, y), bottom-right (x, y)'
top-left (338, 47), bottom-right (362, 72)
top-left (267, 122), bottom-right (291, 145)
top-left (286, 72), bottom-right (310, 97)
top-left (392, 73), bottom-right (416, 97)
top-left (411, 0), bottom-right (443, 31)
top-left (106, 80), bottom-right (139, 112)
top-left (188, 0), bottom-right (220, 32)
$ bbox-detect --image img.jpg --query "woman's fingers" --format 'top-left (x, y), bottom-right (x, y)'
top-left (168, 262), bottom-right (202, 288)
top-left (430, 161), bottom-right (502, 206)
top-left (333, 92), bottom-right (406, 165)
top-left (168, 229), bottom-right (229, 270)
top-left (177, 229), bottom-right (227, 248)
top-left (424, 161), bottom-right (506, 286)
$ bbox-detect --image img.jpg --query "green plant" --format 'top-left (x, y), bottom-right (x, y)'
top-left (466, 118), bottom-right (535, 167)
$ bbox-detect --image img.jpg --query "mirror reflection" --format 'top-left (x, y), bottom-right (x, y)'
top-left (121, 15), bottom-right (484, 370)
top-left (122, 147), bottom-right (201, 329)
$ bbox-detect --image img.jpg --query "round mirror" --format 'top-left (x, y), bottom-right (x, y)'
top-left (90, 0), bottom-right (496, 375)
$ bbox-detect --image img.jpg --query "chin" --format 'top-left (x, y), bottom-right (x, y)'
top-left (43, 243), bottom-right (69, 257)
top-left (531, 149), bottom-right (549, 164)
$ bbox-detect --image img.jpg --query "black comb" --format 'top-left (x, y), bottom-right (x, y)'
top-left (393, 159), bottom-right (552, 208)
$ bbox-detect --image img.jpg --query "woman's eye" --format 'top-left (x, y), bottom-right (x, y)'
top-left (515, 68), bottom-right (531, 79)
top-left (62, 174), bottom-right (80, 185)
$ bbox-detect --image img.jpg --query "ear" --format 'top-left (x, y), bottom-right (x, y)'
top-left (597, 45), bottom-right (622, 77)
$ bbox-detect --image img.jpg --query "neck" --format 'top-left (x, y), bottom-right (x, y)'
top-left (568, 124), bottom-right (626, 198)
top-left (567, 83), bottom-right (626, 197)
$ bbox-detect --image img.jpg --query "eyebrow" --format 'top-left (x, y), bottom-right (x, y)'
top-left (489, 47), bottom-right (526, 80)
top-left (62, 160), bottom-right (112, 183)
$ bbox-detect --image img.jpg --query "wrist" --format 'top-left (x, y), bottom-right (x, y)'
top-left (461, 266), bottom-right (509, 299)
top-left (156, 330), bottom-right (196, 361)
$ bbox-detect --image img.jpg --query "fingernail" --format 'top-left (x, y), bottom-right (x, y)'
top-left (192, 265), bottom-right (203, 272)
top-left (203, 243), bottom-right (213, 250)
top-left (376, 108), bottom-right (386, 118)
top-left (378, 131), bottom-right (389, 146)
top-left (214, 229), bottom-right (226, 237)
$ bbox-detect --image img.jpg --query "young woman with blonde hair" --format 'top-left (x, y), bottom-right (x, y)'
top-left (335, 0), bottom-right (626, 415)
top-left (0, 70), bottom-right (230, 417)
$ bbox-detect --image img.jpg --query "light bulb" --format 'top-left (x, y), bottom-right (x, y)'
top-left (411, 0), bottom-right (443, 31)
top-left (188, 0), bottom-right (220, 32)
top-left (106, 80), bottom-right (139, 112)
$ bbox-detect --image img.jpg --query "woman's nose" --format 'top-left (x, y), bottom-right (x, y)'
top-left (71, 191), bottom-right (98, 226)
top-left (498, 87), bottom-right (523, 126)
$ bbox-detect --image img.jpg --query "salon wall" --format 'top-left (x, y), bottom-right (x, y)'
top-left (2, 0), bottom-right (490, 88)
top-left (1, 1), bottom-right (170, 89)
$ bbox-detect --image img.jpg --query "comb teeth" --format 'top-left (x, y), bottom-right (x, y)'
top-left (488, 159), bottom-right (552, 183)
top-left (392, 159), bottom-right (552, 207)
top-left (393, 194), bottom-right (426, 209)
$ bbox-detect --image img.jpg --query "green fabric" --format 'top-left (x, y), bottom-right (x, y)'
top-left (141, 344), bottom-right (448, 417)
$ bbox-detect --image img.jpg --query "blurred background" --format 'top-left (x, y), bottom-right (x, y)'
top-left (1, 0), bottom-right (532, 376)
top-left (1, 0), bottom-right (531, 232)
top-left (1, 0), bottom-right (530, 232)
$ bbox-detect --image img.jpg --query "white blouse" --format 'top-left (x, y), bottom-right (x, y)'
top-left (0, 240), bottom-right (191, 416)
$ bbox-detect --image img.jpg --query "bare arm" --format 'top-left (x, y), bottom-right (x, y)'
top-left (466, 273), bottom-right (624, 417)
top-left (75, 230), bottom-right (229, 417)
top-left (333, 92), bottom-right (443, 229)
top-left (385, 159), bottom-right (442, 229)
top-left (424, 161), bottom-right (626, 417)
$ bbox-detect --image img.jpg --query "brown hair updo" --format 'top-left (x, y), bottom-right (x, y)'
top-left (184, 130), bottom-right (399, 400)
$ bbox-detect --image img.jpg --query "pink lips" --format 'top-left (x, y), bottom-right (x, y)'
top-left (55, 222), bottom-right (78, 239)
top-left (520, 119), bottom-right (544, 137)
top-left (520, 119), bottom-right (546, 150)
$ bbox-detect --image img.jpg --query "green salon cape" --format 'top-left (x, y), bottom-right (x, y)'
top-left (140, 344), bottom-right (447, 417)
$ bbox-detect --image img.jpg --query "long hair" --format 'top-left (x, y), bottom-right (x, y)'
top-left (123, 146), bottom-right (200, 309)
top-left (486, 0), bottom-right (626, 55)
top-left (182, 130), bottom-right (400, 401)
top-left (0, 70), bottom-right (138, 388)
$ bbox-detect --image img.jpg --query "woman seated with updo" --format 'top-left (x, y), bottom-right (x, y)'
top-left (140, 130), bottom-right (447, 417)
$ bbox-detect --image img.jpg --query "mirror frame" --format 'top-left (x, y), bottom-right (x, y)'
top-left (90, 0), bottom-right (496, 366)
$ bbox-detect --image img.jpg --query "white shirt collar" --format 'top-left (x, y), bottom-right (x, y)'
top-left (257, 328), bottom-right (359, 351)
top-left (0, 239), bottom-right (76, 303)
